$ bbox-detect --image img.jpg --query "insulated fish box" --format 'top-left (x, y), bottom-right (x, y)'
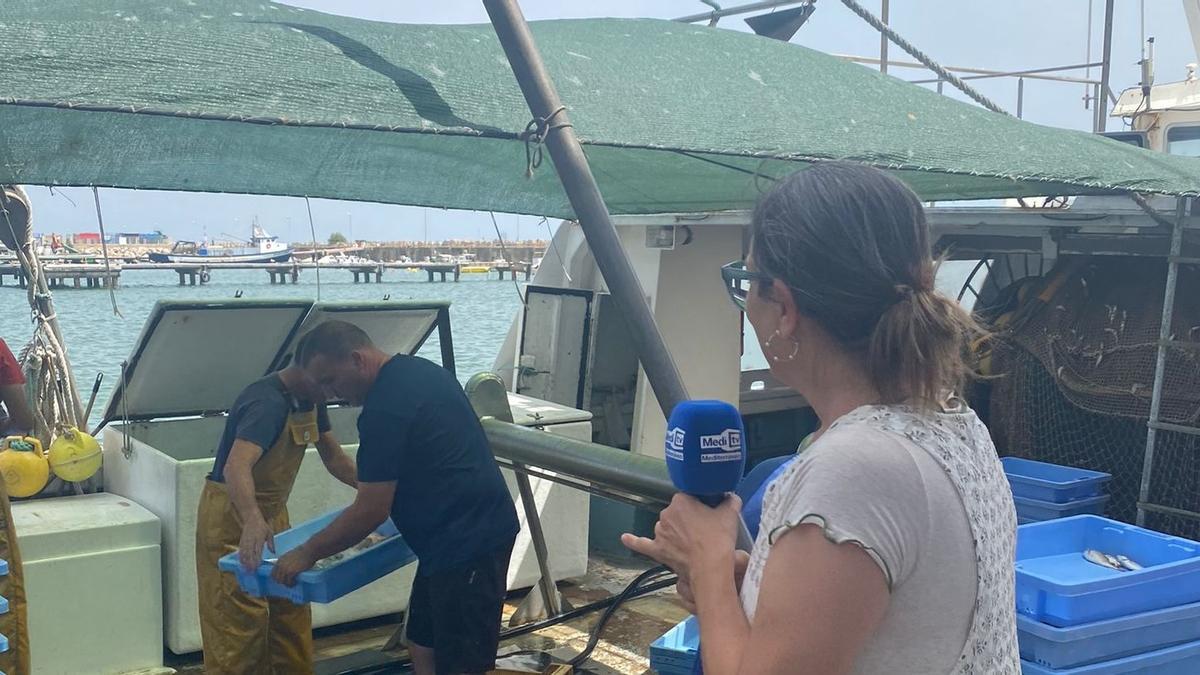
top-left (101, 299), bottom-right (455, 653)
top-left (218, 509), bottom-right (417, 604)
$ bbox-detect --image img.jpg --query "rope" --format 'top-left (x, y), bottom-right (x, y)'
top-left (90, 187), bottom-right (123, 317)
top-left (838, 0), bottom-right (1009, 115)
top-left (305, 196), bottom-right (322, 301)
top-left (1, 187), bottom-right (83, 444)
top-left (489, 212), bottom-right (527, 305)
top-left (543, 217), bottom-right (572, 283)
top-left (520, 106), bottom-right (572, 178)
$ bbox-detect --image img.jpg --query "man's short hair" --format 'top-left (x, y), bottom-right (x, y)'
top-left (297, 320), bottom-right (373, 366)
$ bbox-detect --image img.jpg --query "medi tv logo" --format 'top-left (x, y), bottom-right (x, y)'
top-left (665, 427), bottom-right (686, 461)
top-left (699, 428), bottom-right (742, 463)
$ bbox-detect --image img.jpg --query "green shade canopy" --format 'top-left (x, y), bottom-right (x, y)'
top-left (3, 0), bottom-right (1200, 218)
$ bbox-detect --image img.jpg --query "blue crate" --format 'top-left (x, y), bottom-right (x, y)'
top-left (218, 508), bottom-right (417, 604)
top-left (650, 615), bottom-right (699, 674)
top-left (1003, 458), bottom-right (1111, 504)
top-left (0, 559), bottom-right (8, 576)
top-left (1020, 638), bottom-right (1200, 674)
top-left (1015, 494), bottom-right (1110, 523)
top-left (0, 633), bottom-right (7, 653)
top-left (1018, 601), bottom-right (1200, 669)
top-left (0, 595), bottom-right (8, 615)
top-left (1016, 516), bottom-right (1200, 627)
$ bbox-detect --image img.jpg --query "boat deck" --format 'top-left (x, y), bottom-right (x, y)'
top-left (165, 555), bottom-right (688, 674)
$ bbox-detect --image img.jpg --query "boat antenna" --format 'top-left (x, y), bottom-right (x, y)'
top-left (305, 196), bottom-right (322, 301)
top-left (90, 187), bottom-right (123, 318)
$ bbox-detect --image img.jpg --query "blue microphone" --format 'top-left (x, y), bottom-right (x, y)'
top-left (666, 400), bottom-right (754, 550)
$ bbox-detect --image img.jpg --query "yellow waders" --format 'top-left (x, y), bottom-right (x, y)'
top-left (196, 407), bottom-right (320, 674)
top-left (0, 475), bottom-right (30, 675)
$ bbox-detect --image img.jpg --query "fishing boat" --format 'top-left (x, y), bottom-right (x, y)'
top-left (148, 225), bottom-right (292, 264)
top-left (2, 1), bottom-right (1200, 673)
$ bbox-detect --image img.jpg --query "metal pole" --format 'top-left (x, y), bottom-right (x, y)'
top-left (1136, 197), bottom-right (1186, 527)
top-left (513, 465), bottom-right (562, 616)
top-left (1017, 77), bottom-right (1024, 119)
top-left (1097, 0), bottom-right (1115, 132)
top-left (1094, 83), bottom-right (1103, 134)
top-left (879, 0), bottom-right (889, 74)
top-left (674, 0), bottom-right (808, 23)
top-left (484, 0), bottom-right (689, 418)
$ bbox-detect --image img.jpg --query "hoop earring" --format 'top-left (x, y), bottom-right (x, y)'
top-left (765, 329), bottom-right (799, 363)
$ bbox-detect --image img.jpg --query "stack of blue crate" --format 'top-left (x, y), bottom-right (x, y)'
top-left (649, 615), bottom-right (699, 674)
top-left (1016, 515), bottom-right (1200, 673)
top-left (1002, 457), bottom-right (1111, 524)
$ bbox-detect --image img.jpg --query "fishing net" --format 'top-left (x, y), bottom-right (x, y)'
top-left (978, 256), bottom-right (1200, 539)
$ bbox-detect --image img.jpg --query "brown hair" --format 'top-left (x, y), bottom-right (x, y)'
top-left (750, 162), bottom-right (982, 407)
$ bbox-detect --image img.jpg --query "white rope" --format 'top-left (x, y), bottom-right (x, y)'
top-left (305, 196), bottom-right (321, 301)
top-left (1, 187), bottom-right (83, 445)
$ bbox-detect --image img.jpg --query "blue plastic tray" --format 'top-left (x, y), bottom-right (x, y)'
top-left (0, 596), bottom-right (8, 615)
top-left (1020, 638), bottom-right (1200, 674)
top-left (0, 633), bottom-right (7, 653)
top-left (1015, 494), bottom-right (1110, 523)
top-left (650, 615), bottom-right (699, 674)
top-left (0, 559), bottom-right (9, 576)
top-left (1016, 516), bottom-right (1200, 627)
top-left (1018, 601), bottom-right (1200, 669)
top-left (1003, 458), bottom-right (1111, 504)
top-left (218, 508), bottom-right (417, 604)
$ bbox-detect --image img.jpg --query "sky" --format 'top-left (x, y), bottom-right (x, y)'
top-left (23, 0), bottom-right (1199, 244)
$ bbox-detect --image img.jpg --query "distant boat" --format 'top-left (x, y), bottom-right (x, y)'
top-left (316, 252), bottom-right (373, 266)
top-left (148, 225), bottom-right (291, 264)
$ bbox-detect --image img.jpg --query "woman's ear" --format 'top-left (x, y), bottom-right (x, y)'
top-left (772, 279), bottom-right (800, 341)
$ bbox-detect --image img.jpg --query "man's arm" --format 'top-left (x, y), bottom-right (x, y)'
top-left (224, 440), bottom-right (276, 571)
top-left (0, 384), bottom-right (34, 436)
top-left (271, 480), bottom-right (396, 585)
top-left (315, 432), bottom-right (357, 488)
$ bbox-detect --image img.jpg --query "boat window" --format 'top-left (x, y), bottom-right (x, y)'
top-left (1167, 126), bottom-right (1200, 156)
top-left (1101, 131), bottom-right (1145, 148)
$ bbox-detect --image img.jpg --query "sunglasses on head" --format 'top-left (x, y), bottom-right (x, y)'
top-left (721, 260), bottom-right (773, 311)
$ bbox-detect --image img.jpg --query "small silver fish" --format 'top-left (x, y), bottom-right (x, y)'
top-left (1084, 549), bottom-right (1124, 571)
top-left (1115, 555), bottom-right (1143, 571)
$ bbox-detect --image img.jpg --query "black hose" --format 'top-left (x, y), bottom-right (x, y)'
top-left (337, 566), bottom-right (677, 675)
top-left (567, 564), bottom-right (671, 667)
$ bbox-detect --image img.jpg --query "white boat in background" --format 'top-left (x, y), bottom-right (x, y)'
top-left (315, 252), bottom-right (373, 266)
top-left (148, 224), bottom-right (291, 264)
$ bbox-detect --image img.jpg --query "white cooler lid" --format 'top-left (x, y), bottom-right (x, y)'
top-left (101, 299), bottom-right (451, 424)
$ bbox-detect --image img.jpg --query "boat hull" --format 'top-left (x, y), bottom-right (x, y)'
top-left (147, 249), bottom-right (292, 264)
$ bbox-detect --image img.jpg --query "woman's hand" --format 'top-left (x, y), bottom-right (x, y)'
top-left (621, 492), bottom-right (743, 581)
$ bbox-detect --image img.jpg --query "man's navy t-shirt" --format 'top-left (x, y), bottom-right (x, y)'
top-left (356, 355), bottom-right (519, 575)
top-left (209, 375), bottom-right (331, 482)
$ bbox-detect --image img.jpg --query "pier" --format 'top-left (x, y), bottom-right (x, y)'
top-left (0, 259), bottom-right (533, 288)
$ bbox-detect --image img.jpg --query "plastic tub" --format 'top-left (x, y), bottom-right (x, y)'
top-left (1014, 494), bottom-right (1110, 523)
top-left (218, 508), bottom-right (416, 604)
top-left (1002, 458), bottom-right (1111, 504)
top-left (650, 615), bottom-right (699, 675)
top-left (1018, 601), bottom-right (1200, 669)
top-left (1016, 516), bottom-right (1200, 627)
top-left (1019, 638), bottom-right (1200, 674)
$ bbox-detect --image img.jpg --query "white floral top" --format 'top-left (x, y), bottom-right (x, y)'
top-left (739, 404), bottom-right (1020, 674)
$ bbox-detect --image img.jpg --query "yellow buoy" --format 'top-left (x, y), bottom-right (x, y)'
top-left (48, 427), bottom-right (103, 483)
top-left (0, 436), bottom-right (50, 498)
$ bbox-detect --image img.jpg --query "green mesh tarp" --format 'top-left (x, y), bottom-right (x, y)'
top-left (5, 0), bottom-right (1200, 217)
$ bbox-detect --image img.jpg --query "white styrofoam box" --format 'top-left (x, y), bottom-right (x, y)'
top-left (13, 492), bottom-right (163, 674)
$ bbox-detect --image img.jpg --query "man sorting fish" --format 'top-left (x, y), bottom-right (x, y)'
top-left (195, 332), bottom-right (357, 674)
top-left (272, 320), bottom-right (520, 675)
